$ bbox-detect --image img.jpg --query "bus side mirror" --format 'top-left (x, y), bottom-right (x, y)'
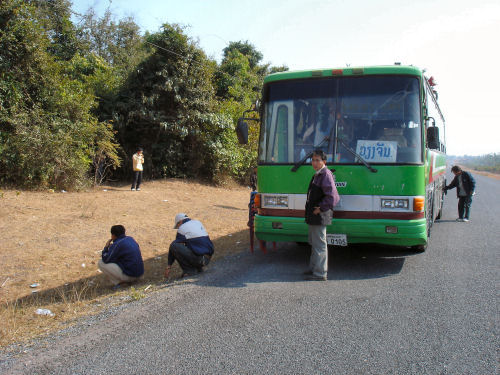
top-left (427, 126), bottom-right (440, 150)
top-left (236, 118), bottom-right (249, 144)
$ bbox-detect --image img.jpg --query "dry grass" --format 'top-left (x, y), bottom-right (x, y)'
top-left (467, 169), bottom-right (500, 180)
top-left (0, 179), bottom-right (252, 347)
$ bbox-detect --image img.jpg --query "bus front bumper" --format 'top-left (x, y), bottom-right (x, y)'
top-left (254, 215), bottom-right (427, 247)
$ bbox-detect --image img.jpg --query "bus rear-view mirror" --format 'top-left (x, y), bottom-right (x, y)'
top-left (236, 118), bottom-right (249, 144)
top-left (427, 126), bottom-right (440, 150)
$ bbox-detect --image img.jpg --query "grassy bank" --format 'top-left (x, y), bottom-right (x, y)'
top-left (0, 179), bottom-right (252, 347)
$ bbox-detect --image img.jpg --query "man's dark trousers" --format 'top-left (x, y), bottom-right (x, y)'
top-left (169, 243), bottom-right (209, 274)
top-left (132, 171), bottom-right (142, 190)
top-left (458, 196), bottom-right (472, 219)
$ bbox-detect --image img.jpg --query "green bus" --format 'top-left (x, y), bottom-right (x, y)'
top-left (238, 65), bottom-right (447, 251)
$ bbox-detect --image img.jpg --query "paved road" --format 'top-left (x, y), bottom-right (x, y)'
top-left (1, 172), bottom-right (499, 374)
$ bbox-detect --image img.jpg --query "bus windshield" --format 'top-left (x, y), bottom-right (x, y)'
top-left (259, 76), bottom-right (422, 164)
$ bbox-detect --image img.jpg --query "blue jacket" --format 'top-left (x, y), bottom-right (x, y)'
top-left (102, 235), bottom-right (144, 277)
top-left (171, 218), bottom-right (214, 260)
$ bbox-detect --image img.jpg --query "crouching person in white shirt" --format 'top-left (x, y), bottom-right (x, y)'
top-left (164, 213), bottom-right (214, 279)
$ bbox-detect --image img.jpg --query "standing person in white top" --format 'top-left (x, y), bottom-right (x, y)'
top-left (131, 147), bottom-right (144, 191)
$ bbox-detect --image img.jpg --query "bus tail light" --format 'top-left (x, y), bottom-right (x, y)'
top-left (254, 193), bottom-right (261, 208)
top-left (413, 197), bottom-right (424, 212)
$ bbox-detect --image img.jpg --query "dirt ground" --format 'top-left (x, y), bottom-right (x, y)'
top-left (0, 179), bottom-right (253, 347)
top-left (2, 167), bottom-right (496, 347)
top-left (465, 169), bottom-right (500, 180)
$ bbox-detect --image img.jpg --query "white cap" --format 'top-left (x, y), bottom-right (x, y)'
top-left (173, 213), bottom-right (188, 228)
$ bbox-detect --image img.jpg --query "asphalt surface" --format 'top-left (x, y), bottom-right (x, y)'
top-left (1, 172), bottom-right (499, 374)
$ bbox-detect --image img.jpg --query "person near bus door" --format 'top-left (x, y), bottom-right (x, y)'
top-left (444, 165), bottom-right (476, 222)
top-left (304, 149), bottom-right (340, 281)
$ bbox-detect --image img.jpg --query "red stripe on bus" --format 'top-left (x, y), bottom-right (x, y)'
top-left (429, 154), bottom-right (434, 182)
top-left (430, 169), bottom-right (446, 183)
top-left (258, 208), bottom-right (424, 220)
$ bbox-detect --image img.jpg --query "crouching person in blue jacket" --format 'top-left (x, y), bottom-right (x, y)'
top-left (164, 213), bottom-right (214, 279)
top-left (98, 225), bottom-right (144, 287)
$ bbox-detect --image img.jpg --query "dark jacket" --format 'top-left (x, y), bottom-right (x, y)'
top-left (445, 171), bottom-right (476, 197)
top-left (102, 235), bottom-right (144, 277)
top-left (305, 166), bottom-right (340, 225)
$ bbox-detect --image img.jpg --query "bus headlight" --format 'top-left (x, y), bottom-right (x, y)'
top-left (263, 195), bottom-right (289, 208)
top-left (381, 198), bottom-right (409, 209)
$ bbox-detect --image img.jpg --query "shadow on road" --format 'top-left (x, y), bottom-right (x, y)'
top-left (6, 233), bottom-right (414, 305)
top-left (199, 242), bottom-right (413, 288)
top-left (327, 244), bottom-right (410, 280)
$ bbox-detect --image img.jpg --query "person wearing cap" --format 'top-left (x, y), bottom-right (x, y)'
top-left (131, 147), bottom-right (144, 191)
top-left (164, 213), bottom-right (215, 278)
top-left (98, 225), bottom-right (144, 287)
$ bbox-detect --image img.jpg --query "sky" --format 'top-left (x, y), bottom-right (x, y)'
top-left (71, 0), bottom-right (500, 156)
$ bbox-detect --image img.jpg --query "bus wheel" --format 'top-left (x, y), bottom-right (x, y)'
top-left (435, 192), bottom-right (444, 220)
top-left (426, 203), bottom-right (433, 238)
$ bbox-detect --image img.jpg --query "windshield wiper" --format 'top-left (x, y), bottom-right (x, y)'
top-left (291, 150), bottom-right (314, 172)
top-left (337, 139), bottom-right (378, 173)
top-left (291, 136), bottom-right (330, 172)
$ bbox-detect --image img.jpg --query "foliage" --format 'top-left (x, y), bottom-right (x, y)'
top-left (0, 1), bottom-right (287, 189)
top-left (0, 0), bottom-right (120, 189)
top-left (223, 40), bottom-right (263, 69)
top-left (215, 40), bottom-right (264, 103)
top-left (28, 0), bottom-right (80, 60)
top-left (91, 121), bottom-right (122, 185)
top-left (75, 7), bottom-right (149, 78)
top-left (74, 7), bottom-right (150, 123)
top-left (112, 24), bottom-right (221, 180)
top-left (452, 153), bottom-right (500, 174)
top-left (213, 40), bottom-right (287, 181)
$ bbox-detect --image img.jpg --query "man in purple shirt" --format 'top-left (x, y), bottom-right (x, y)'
top-left (304, 150), bottom-right (340, 281)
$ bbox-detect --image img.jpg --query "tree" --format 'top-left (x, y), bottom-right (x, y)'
top-left (28, 0), bottom-right (80, 60)
top-left (214, 41), bottom-right (289, 181)
top-left (222, 40), bottom-right (263, 69)
top-left (113, 23), bottom-right (237, 181)
top-left (75, 7), bottom-right (148, 78)
top-left (0, 0), bottom-right (120, 189)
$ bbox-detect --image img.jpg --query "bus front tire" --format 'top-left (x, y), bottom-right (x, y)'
top-left (296, 242), bottom-right (309, 247)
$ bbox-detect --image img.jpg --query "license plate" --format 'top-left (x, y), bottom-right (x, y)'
top-left (326, 234), bottom-right (348, 246)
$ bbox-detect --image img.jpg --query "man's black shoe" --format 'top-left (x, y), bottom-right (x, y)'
top-left (304, 275), bottom-right (327, 281)
top-left (303, 270), bottom-right (313, 275)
